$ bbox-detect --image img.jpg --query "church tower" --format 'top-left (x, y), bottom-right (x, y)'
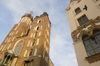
top-left (66, 0), bottom-right (100, 66)
top-left (0, 11), bottom-right (54, 66)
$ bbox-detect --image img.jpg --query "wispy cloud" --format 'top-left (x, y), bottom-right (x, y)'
top-left (0, 0), bottom-right (78, 66)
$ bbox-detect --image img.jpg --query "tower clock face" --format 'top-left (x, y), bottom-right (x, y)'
top-left (14, 40), bottom-right (24, 55)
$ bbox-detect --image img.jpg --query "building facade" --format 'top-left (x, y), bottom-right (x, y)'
top-left (0, 11), bottom-right (54, 66)
top-left (66, 0), bottom-right (100, 66)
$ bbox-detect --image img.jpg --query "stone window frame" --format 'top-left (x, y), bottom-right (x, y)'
top-left (75, 7), bottom-right (81, 14)
top-left (82, 29), bottom-right (100, 63)
top-left (13, 39), bottom-right (24, 55)
top-left (77, 14), bottom-right (89, 26)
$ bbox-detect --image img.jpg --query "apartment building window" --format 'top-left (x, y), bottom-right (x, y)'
top-left (78, 15), bottom-right (89, 25)
top-left (82, 30), bottom-right (100, 56)
top-left (75, 7), bottom-right (81, 14)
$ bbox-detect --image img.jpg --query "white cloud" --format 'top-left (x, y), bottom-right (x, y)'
top-left (0, 0), bottom-right (78, 66)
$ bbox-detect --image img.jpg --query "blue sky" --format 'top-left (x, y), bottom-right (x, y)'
top-left (0, 0), bottom-right (78, 66)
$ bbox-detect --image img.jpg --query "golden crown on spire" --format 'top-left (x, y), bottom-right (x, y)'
top-left (30, 8), bottom-right (34, 14)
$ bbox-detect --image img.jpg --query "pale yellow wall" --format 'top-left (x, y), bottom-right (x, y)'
top-left (66, 0), bottom-right (100, 32)
top-left (66, 0), bottom-right (100, 66)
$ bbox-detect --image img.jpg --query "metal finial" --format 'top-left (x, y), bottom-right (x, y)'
top-left (30, 8), bottom-right (34, 14)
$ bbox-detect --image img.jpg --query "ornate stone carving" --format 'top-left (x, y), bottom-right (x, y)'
top-left (71, 17), bottom-right (100, 42)
top-left (86, 53), bottom-right (100, 63)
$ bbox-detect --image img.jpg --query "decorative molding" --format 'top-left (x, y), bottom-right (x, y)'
top-left (95, 22), bottom-right (100, 25)
top-left (71, 16), bottom-right (100, 42)
top-left (86, 53), bottom-right (100, 63)
top-left (66, 0), bottom-right (82, 11)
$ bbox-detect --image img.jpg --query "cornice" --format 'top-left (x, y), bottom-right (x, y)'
top-left (71, 16), bottom-right (100, 42)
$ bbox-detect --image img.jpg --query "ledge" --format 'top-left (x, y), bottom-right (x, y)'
top-left (86, 53), bottom-right (100, 63)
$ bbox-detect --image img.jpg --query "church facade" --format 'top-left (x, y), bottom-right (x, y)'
top-left (66, 0), bottom-right (100, 66)
top-left (0, 11), bottom-right (54, 66)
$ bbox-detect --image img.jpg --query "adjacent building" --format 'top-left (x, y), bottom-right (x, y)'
top-left (66, 0), bottom-right (100, 66)
top-left (0, 11), bottom-right (54, 66)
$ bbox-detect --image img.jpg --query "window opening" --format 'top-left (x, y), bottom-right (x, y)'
top-left (83, 30), bottom-right (100, 56)
top-left (37, 26), bottom-right (39, 30)
top-left (78, 15), bottom-right (89, 25)
top-left (29, 49), bottom-right (33, 56)
top-left (39, 20), bottom-right (41, 23)
top-left (32, 40), bottom-right (35, 46)
top-left (75, 7), bottom-right (81, 14)
top-left (35, 32), bottom-right (37, 37)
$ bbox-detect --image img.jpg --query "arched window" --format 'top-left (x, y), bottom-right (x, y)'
top-left (14, 39), bottom-right (24, 55)
top-left (93, 30), bottom-right (100, 54)
top-left (37, 26), bottom-right (39, 30)
top-left (29, 49), bottom-right (33, 56)
top-left (32, 40), bottom-right (35, 46)
top-left (35, 32), bottom-right (37, 37)
top-left (83, 30), bottom-right (100, 56)
top-left (37, 20), bottom-right (41, 23)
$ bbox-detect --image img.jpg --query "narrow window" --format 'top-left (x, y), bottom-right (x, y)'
top-left (0, 45), bottom-right (3, 51)
top-left (34, 48), bottom-right (37, 56)
top-left (16, 31), bottom-right (18, 34)
top-left (75, 7), bottom-right (81, 14)
top-left (37, 26), bottom-right (39, 30)
top-left (48, 24), bottom-right (50, 28)
top-left (7, 44), bottom-right (11, 49)
top-left (78, 15), bottom-right (89, 25)
top-left (47, 31), bottom-right (49, 36)
top-left (37, 20), bottom-right (41, 23)
top-left (21, 33), bottom-right (23, 36)
top-left (24, 50), bottom-right (27, 57)
top-left (15, 26), bottom-right (18, 30)
top-left (12, 37), bottom-right (15, 41)
top-left (29, 49), bottom-right (33, 56)
top-left (35, 32), bottom-right (37, 37)
top-left (36, 39), bottom-right (39, 45)
top-left (30, 33), bottom-right (33, 38)
top-left (39, 31), bottom-right (41, 36)
top-left (27, 40), bottom-right (30, 47)
top-left (32, 40), bottom-right (35, 46)
top-left (39, 20), bottom-right (41, 23)
top-left (5, 38), bottom-right (8, 43)
top-left (41, 26), bottom-right (43, 29)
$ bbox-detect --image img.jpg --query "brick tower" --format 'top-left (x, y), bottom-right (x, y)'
top-left (66, 0), bottom-right (100, 66)
top-left (0, 11), bottom-right (54, 66)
